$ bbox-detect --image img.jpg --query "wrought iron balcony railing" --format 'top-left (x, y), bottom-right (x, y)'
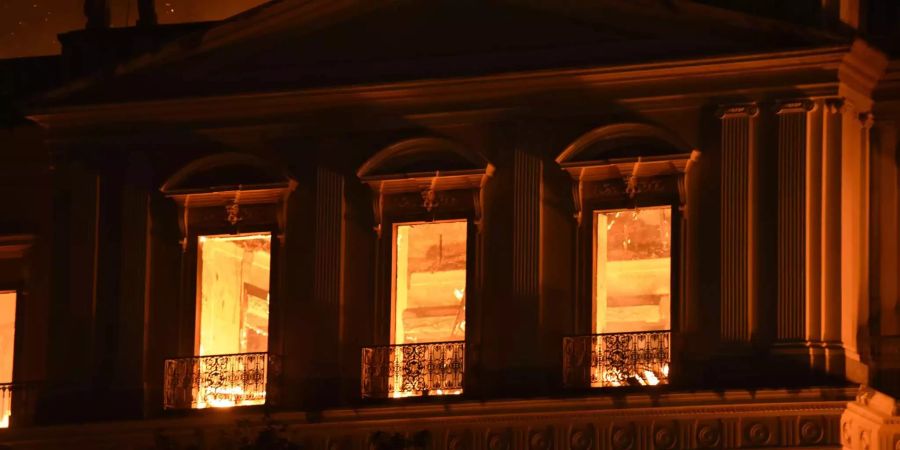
top-left (0, 383), bottom-right (38, 428)
top-left (563, 330), bottom-right (670, 388)
top-left (0, 383), bottom-right (12, 428)
top-left (164, 352), bottom-right (280, 410)
top-left (362, 341), bottom-right (464, 399)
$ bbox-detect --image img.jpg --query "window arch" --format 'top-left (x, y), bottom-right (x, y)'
top-left (559, 123), bottom-right (699, 389)
top-left (358, 137), bottom-right (492, 400)
top-left (159, 152), bottom-right (294, 410)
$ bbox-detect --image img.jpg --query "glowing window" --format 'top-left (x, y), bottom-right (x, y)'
top-left (194, 233), bottom-right (270, 408)
top-left (0, 291), bottom-right (15, 428)
top-left (392, 221), bottom-right (467, 345)
top-left (593, 207), bottom-right (671, 334)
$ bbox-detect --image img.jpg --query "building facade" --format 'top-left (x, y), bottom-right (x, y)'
top-left (1, 0), bottom-right (899, 448)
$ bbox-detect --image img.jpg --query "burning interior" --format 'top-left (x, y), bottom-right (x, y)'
top-left (593, 206), bottom-right (671, 386)
top-left (390, 220), bottom-right (467, 397)
top-left (0, 291), bottom-right (15, 427)
top-left (193, 233), bottom-right (271, 408)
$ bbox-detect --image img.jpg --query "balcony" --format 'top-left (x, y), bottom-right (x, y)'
top-left (0, 383), bottom-right (37, 428)
top-left (563, 330), bottom-right (670, 388)
top-left (361, 341), bottom-right (464, 399)
top-left (164, 352), bottom-right (280, 409)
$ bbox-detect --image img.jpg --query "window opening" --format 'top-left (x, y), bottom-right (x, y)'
top-left (0, 291), bottom-right (15, 427)
top-left (592, 206), bottom-right (671, 386)
top-left (193, 232), bottom-right (271, 408)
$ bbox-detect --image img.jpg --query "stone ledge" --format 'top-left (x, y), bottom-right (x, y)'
top-left (0, 386), bottom-right (856, 449)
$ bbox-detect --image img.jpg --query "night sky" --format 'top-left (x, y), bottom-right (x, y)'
top-left (0, 0), bottom-right (268, 59)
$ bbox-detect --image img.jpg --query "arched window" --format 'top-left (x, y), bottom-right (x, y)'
top-left (558, 124), bottom-right (699, 389)
top-left (159, 152), bottom-right (294, 410)
top-left (357, 138), bottom-right (493, 399)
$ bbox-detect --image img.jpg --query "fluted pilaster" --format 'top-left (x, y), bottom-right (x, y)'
top-left (718, 104), bottom-right (759, 343)
top-left (512, 150), bottom-right (541, 299)
top-left (313, 168), bottom-right (344, 306)
top-left (775, 100), bottom-right (815, 343)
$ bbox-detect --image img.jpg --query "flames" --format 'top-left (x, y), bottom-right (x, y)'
top-left (195, 385), bottom-right (266, 409)
top-left (594, 363), bottom-right (669, 387)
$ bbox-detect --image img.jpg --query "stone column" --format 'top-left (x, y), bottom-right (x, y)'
top-left (840, 387), bottom-right (900, 450)
top-left (869, 114), bottom-right (900, 396)
top-left (771, 100), bottom-right (821, 364)
top-left (841, 104), bottom-right (874, 383)
top-left (820, 99), bottom-right (845, 374)
top-left (312, 165), bottom-right (344, 378)
top-left (508, 141), bottom-right (542, 391)
top-left (717, 104), bottom-right (759, 344)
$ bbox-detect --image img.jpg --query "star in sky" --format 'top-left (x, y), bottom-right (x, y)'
top-left (0, 0), bottom-right (269, 59)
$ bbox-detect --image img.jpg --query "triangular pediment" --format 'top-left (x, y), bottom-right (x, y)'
top-left (39, 0), bottom-right (845, 107)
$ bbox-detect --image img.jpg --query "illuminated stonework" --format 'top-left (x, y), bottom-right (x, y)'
top-left (0, 291), bottom-right (15, 427)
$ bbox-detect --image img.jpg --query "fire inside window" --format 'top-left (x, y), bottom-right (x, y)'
top-left (0, 291), bottom-right (15, 427)
top-left (390, 220), bottom-right (467, 397)
top-left (194, 233), bottom-right (271, 408)
top-left (593, 206), bottom-right (671, 386)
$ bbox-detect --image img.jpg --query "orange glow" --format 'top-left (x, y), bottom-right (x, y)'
top-left (594, 207), bottom-right (671, 334)
top-left (392, 221), bottom-right (467, 345)
top-left (195, 233), bottom-right (271, 408)
top-left (390, 221), bottom-right (467, 398)
top-left (593, 207), bottom-right (671, 387)
top-left (0, 291), bottom-right (14, 428)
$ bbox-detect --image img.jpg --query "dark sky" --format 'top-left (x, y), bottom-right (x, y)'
top-left (0, 0), bottom-right (269, 59)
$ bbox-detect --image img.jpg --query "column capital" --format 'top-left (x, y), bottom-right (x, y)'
top-left (774, 99), bottom-right (816, 115)
top-left (716, 103), bottom-right (759, 119)
top-left (859, 112), bottom-right (875, 130)
top-left (825, 98), bottom-right (854, 115)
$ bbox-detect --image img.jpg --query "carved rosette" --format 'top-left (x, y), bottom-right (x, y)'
top-left (528, 426), bottom-right (553, 450)
top-left (696, 420), bottom-right (722, 449)
top-left (447, 430), bottom-right (472, 450)
top-left (486, 429), bottom-right (511, 450)
top-left (327, 436), bottom-right (352, 450)
top-left (569, 424), bottom-right (594, 450)
top-left (798, 417), bottom-right (825, 446)
top-left (652, 421), bottom-right (678, 450)
top-left (610, 423), bottom-right (636, 450)
top-left (743, 420), bottom-right (775, 447)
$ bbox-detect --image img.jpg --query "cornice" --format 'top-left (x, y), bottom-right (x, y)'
top-left (0, 234), bottom-right (35, 260)
top-left (838, 39), bottom-right (889, 111)
top-left (28, 45), bottom-right (852, 131)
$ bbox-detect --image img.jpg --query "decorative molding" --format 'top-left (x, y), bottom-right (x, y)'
top-left (359, 137), bottom-right (493, 236)
top-left (556, 123), bottom-right (693, 164)
top-left (841, 387), bottom-right (900, 450)
top-left (860, 112), bottom-right (875, 130)
top-left (0, 387), bottom-right (856, 448)
top-left (358, 137), bottom-right (489, 180)
top-left (563, 152), bottom-right (699, 224)
top-left (0, 234), bottom-right (35, 260)
top-left (825, 98), bottom-right (851, 114)
top-left (29, 46), bottom-right (855, 130)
